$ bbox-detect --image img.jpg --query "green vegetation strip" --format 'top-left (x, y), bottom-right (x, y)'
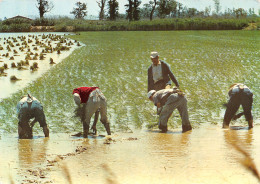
top-left (0, 31), bottom-right (259, 133)
top-left (0, 17), bottom-right (259, 32)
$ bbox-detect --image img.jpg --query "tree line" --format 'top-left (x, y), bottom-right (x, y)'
top-left (36, 0), bottom-right (259, 21)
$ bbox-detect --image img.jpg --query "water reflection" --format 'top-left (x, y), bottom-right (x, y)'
top-left (148, 130), bottom-right (191, 160)
top-left (18, 138), bottom-right (49, 168)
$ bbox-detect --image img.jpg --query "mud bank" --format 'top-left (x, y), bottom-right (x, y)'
top-left (0, 123), bottom-right (260, 184)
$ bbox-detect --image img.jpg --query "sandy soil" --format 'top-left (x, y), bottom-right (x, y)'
top-left (0, 123), bottom-right (260, 184)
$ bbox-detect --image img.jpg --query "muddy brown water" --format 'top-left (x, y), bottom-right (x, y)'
top-left (0, 124), bottom-right (259, 183)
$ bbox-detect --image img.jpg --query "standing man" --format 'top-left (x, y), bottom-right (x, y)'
top-left (148, 51), bottom-right (179, 92)
top-left (148, 88), bottom-right (192, 133)
top-left (72, 87), bottom-right (111, 138)
top-left (223, 83), bottom-right (254, 129)
top-left (17, 94), bottom-right (49, 139)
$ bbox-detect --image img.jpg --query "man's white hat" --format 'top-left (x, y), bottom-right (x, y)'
top-left (147, 90), bottom-right (156, 98)
top-left (150, 51), bottom-right (159, 59)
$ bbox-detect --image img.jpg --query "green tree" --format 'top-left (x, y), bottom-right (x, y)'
top-left (125, 0), bottom-right (133, 21)
top-left (125, 0), bottom-right (141, 21)
top-left (157, 0), bottom-right (176, 18)
top-left (36, 0), bottom-right (54, 18)
top-left (140, 3), bottom-right (152, 19)
top-left (213, 0), bottom-right (221, 15)
top-left (108, 0), bottom-right (119, 20)
top-left (233, 8), bottom-right (247, 18)
top-left (133, 0), bottom-right (141, 21)
top-left (149, 0), bottom-right (158, 20)
top-left (97, 0), bottom-right (107, 20)
top-left (70, 2), bottom-right (87, 19)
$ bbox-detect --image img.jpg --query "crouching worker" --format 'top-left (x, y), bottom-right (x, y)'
top-left (148, 88), bottom-right (192, 133)
top-left (223, 83), bottom-right (253, 129)
top-left (17, 94), bottom-right (49, 139)
top-left (72, 87), bottom-right (111, 138)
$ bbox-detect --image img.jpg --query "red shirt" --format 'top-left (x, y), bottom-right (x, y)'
top-left (73, 87), bottom-right (99, 103)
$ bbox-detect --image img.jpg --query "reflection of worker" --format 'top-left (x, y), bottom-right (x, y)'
top-left (18, 138), bottom-right (49, 168)
top-left (148, 51), bottom-right (179, 92)
top-left (148, 88), bottom-right (192, 133)
top-left (72, 87), bottom-right (111, 138)
top-left (17, 94), bottom-right (49, 139)
top-left (223, 83), bottom-right (253, 129)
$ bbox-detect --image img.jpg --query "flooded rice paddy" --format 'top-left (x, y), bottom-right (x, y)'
top-left (0, 125), bottom-right (260, 183)
top-left (0, 31), bottom-right (259, 183)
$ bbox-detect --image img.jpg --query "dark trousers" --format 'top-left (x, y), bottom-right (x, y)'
top-left (224, 92), bottom-right (253, 124)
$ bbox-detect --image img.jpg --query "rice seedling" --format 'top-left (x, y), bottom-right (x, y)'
top-left (0, 66), bottom-right (4, 73)
top-left (10, 75), bottom-right (20, 81)
top-left (9, 56), bottom-right (14, 60)
top-left (11, 62), bottom-right (16, 68)
top-left (3, 63), bottom-right (8, 69)
top-left (32, 62), bottom-right (38, 69)
top-left (49, 58), bottom-right (55, 64)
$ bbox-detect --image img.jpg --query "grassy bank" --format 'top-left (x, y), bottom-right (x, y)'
top-left (0, 17), bottom-right (259, 32)
top-left (0, 31), bottom-right (259, 134)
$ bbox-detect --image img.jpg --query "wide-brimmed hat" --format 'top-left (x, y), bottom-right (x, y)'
top-left (150, 52), bottom-right (159, 59)
top-left (147, 90), bottom-right (156, 98)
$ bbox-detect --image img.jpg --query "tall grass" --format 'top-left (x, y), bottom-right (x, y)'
top-left (0, 17), bottom-right (259, 32)
top-left (0, 31), bottom-right (259, 133)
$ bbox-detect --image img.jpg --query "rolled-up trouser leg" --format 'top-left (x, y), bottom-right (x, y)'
top-left (176, 97), bottom-right (192, 132)
top-left (241, 93), bottom-right (253, 128)
top-left (91, 110), bottom-right (99, 134)
top-left (223, 95), bottom-right (240, 128)
top-left (18, 110), bottom-right (33, 139)
top-left (43, 126), bottom-right (49, 137)
top-left (99, 97), bottom-right (111, 135)
top-left (84, 97), bottom-right (99, 138)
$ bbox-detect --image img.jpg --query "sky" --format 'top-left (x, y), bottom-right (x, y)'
top-left (0, 0), bottom-right (259, 19)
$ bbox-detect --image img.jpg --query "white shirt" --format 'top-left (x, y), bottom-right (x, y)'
top-left (152, 61), bottom-right (163, 83)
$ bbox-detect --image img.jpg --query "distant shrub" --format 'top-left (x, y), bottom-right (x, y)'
top-left (3, 18), bottom-right (31, 25)
top-left (32, 18), bottom-right (55, 26)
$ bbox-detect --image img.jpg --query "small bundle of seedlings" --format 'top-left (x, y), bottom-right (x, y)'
top-left (39, 53), bottom-right (45, 60)
top-left (49, 58), bottom-right (55, 64)
top-left (3, 63), bottom-right (8, 69)
top-left (33, 62), bottom-right (38, 69)
top-left (25, 53), bottom-right (32, 60)
top-left (25, 60), bottom-right (29, 65)
top-left (11, 62), bottom-right (16, 68)
top-left (0, 66), bottom-right (7, 77)
top-left (10, 75), bottom-right (20, 81)
top-left (9, 56), bottom-right (14, 60)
